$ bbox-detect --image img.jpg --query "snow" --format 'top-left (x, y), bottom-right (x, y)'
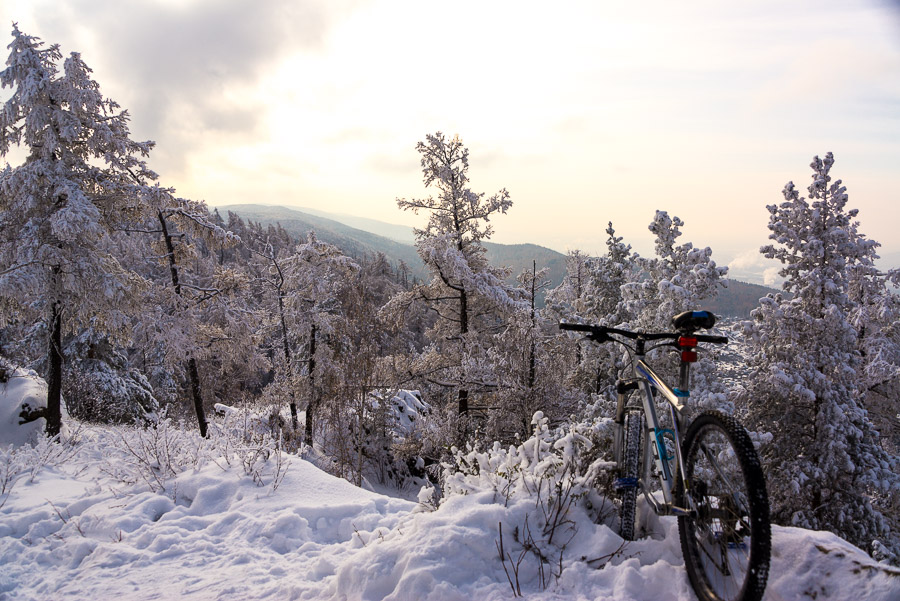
top-left (0, 366), bottom-right (58, 446)
top-left (2, 367), bottom-right (898, 601)
top-left (2, 425), bottom-right (898, 601)
top-left (1, 437), bottom-right (413, 601)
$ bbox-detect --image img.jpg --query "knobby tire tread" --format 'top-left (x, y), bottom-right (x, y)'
top-left (676, 410), bottom-right (771, 601)
top-left (620, 410), bottom-right (643, 541)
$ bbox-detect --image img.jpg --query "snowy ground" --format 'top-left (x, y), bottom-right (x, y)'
top-left (2, 370), bottom-right (898, 600)
top-left (2, 427), bottom-right (899, 601)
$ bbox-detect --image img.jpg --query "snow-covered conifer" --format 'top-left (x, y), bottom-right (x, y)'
top-left (741, 153), bottom-right (899, 557)
top-left (281, 232), bottom-right (358, 445)
top-left (128, 185), bottom-right (253, 437)
top-left (546, 227), bottom-right (638, 397)
top-left (622, 211), bottom-right (726, 331)
top-left (392, 133), bottom-right (522, 424)
top-left (544, 250), bottom-right (591, 323)
top-left (0, 27), bottom-right (154, 435)
top-left (484, 261), bottom-right (574, 440)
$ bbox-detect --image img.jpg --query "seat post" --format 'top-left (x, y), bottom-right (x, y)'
top-left (678, 361), bottom-right (691, 393)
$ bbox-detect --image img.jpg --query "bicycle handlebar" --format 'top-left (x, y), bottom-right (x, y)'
top-left (559, 322), bottom-right (728, 345)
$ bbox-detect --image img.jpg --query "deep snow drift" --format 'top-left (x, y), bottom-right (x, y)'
top-left (2, 372), bottom-right (899, 600)
top-left (1, 423), bottom-right (898, 601)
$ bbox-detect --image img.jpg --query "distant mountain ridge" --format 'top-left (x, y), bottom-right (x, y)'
top-left (215, 204), bottom-right (570, 289)
top-left (215, 204), bottom-right (778, 317)
top-left (292, 206), bottom-right (416, 243)
top-left (216, 203), bottom-right (424, 274)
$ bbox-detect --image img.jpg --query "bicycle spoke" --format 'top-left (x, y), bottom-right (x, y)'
top-left (699, 442), bottom-right (740, 503)
top-left (677, 412), bottom-right (770, 601)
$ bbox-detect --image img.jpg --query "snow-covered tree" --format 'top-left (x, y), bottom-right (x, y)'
top-left (544, 250), bottom-right (591, 323)
top-left (127, 185), bottom-right (252, 437)
top-left (622, 211), bottom-right (726, 331)
top-left (544, 249), bottom-right (598, 396)
top-left (549, 225), bottom-right (638, 396)
top-left (740, 153), bottom-right (899, 556)
top-left (0, 26), bottom-right (154, 436)
top-left (845, 236), bottom-right (900, 455)
top-left (614, 212), bottom-right (729, 410)
top-left (61, 331), bottom-right (157, 424)
top-left (585, 222), bottom-right (634, 325)
top-left (281, 232), bottom-right (358, 445)
top-left (393, 132), bottom-right (522, 422)
top-left (246, 231), bottom-right (302, 431)
top-left (487, 262), bottom-right (577, 440)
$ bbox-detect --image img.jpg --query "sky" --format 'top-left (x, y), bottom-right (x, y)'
top-left (1, 0), bottom-right (899, 283)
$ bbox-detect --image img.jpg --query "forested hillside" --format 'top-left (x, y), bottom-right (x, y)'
top-left (214, 204), bottom-right (426, 278)
top-left (219, 203), bottom-right (778, 316)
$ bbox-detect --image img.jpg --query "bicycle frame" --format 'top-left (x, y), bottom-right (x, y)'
top-left (615, 349), bottom-right (694, 517)
top-left (559, 317), bottom-right (727, 519)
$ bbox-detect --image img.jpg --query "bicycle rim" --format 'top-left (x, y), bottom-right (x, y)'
top-left (677, 411), bottom-right (770, 601)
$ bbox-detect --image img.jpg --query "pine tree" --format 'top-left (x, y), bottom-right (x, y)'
top-left (393, 132), bottom-right (521, 423)
top-left (741, 153), bottom-right (899, 556)
top-left (0, 26), bottom-right (154, 436)
top-left (122, 184), bottom-right (249, 436)
top-left (282, 232), bottom-right (358, 446)
top-left (622, 211), bottom-right (726, 331)
top-left (325, 253), bottom-right (417, 486)
top-left (585, 222), bottom-right (633, 325)
top-left (246, 229), bottom-right (301, 431)
top-left (483, 261), bottom-right (556, 440)
top-left (546, 227), bottom-right (637, 397)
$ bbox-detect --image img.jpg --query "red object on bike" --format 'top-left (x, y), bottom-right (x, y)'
top-left (681, 350), bottom-right (698, 363)
top-left (678, 336), bottom-right (697, 348)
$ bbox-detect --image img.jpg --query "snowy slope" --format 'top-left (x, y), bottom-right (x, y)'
top-left (1, 425), bottom-right (898, 601)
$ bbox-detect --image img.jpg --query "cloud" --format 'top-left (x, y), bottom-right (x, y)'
top-left (8, 0), bottom-right (358, 178)
top-left (728, 248), bottom-right (766, 271)
top-left (728, 248), bottom-right (785, 287)
top-left (762, 267), bottom-right (781, 287)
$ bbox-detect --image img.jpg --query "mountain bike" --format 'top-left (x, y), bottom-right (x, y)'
top-left (560, 311), bottom-right (771, 601)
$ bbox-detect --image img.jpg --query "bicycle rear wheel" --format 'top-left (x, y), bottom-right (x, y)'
top-left (618, 410), bottom-right (643, 541)
top-left (676, 411), bottom-right (770, 601)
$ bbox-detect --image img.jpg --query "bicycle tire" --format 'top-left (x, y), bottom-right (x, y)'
top-left (675, 411), bottom-right (771, 601)
top-left (619, 410), bottom-right (643, 541)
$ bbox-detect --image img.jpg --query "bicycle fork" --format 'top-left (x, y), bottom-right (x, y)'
top-left (614, 372), bottom-right (696, 518)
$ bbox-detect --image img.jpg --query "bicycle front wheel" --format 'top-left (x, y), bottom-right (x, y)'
top-left (676, 411), bottom-right (770, 601)
top-left (618, 410), bottom-right (643, 541)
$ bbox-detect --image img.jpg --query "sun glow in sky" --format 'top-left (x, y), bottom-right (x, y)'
top-left (2, 0), bottom-right (900, 282)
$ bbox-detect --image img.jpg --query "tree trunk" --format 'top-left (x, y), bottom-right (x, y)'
top-left (45, 297), bottom-right (63, 438)
top-left (304, 324), bottom-right (317, 446)
top-left (457, 388), bottom-right (469, 416)
top-left (528, 261), bottom-right (536, 391)
top-left (159, 211), bottom-right (209, 437)
top-left (18, 284), bottom-right (63, 436)
top-left (289, 393), bottom-right (299, 432)
top-left (356, 390), bottom-right (364, 487)
top-left (159, 211), bottom-right (181, 294)
top-left (277, 287), bottom-right (299, 431)
top-left (458, 287), bottom-right (469, 416)
top-left (188, 357), bottom-right (207, 437)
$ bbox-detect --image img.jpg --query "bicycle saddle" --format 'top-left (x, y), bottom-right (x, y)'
top-left (672, 310), bottom-right (717, 332)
